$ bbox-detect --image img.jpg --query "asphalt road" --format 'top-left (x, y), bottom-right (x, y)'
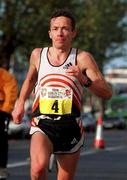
top-left (7, 129), bottom-right (127, 180)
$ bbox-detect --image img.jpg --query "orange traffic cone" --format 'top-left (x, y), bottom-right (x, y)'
top-left (94, 116), bottom-right (105, 149)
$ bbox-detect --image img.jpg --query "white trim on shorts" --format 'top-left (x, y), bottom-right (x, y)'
top-left (30, 126), bottom-right (45, 135)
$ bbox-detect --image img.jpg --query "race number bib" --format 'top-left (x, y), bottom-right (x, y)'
top-left (39, 87), bottom-right (73, 115)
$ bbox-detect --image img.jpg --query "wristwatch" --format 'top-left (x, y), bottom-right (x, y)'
top-left (82, 69), bottom-right (92, 88)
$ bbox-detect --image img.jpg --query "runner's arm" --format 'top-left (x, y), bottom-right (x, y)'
top-left (78, 51), bottom-right (112, 99)
top-left (12, 48), bottom-right (41, 123)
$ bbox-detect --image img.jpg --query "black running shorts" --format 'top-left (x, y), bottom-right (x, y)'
top-left (30, 115), bottom-right (84, 154)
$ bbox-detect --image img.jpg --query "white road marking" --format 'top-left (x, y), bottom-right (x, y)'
top-left (7, 160), bottom-right (29, 168)
top-left (81, 145), bottom-right (126, 156)
top-left (7, 145), bottom-right (126, 168)
top-left (80, 149), bottom-right (97, 156)
top-left (105, 145), bottom-right (126, 151)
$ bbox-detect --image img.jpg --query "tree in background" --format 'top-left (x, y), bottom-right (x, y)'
top-left (0, 0), bottom-right (127, 70)
top-left (0, 0), bottom-right (75, 69)
top-left (75, 0), bottom-right (127, 70)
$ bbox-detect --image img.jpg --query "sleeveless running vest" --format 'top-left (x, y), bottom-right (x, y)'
top-left (32, 47), bottom-right (84, 117)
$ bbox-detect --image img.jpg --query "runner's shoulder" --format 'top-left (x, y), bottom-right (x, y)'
top-left (77, 49), bottom-right (95, 68)
top-left (30, 48), bottom-right (43, 68)
top-left (31, 48), bottom-right (43, 58)
top-left (77, 49), bottom-right (93, 60)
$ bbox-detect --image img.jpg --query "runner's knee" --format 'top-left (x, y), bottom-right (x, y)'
top-left (31, 161), bottom-right (47, 177)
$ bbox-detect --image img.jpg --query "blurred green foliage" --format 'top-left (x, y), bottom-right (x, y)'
top-left (0, 0), bottom-right (127, 70)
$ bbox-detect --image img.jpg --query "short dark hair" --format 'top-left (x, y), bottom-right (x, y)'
top-left (50, 8), bottom-right (76, 31)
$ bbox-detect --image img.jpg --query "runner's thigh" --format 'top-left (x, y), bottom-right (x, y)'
top-left (30, 132), bottom-right (53, 168)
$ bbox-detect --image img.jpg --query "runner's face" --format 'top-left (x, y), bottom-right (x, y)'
top-left (49, 16), bottom-right (76, 49)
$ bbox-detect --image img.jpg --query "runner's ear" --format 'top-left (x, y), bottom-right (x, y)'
top-left (48, 30), bottom-right (52, 39)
